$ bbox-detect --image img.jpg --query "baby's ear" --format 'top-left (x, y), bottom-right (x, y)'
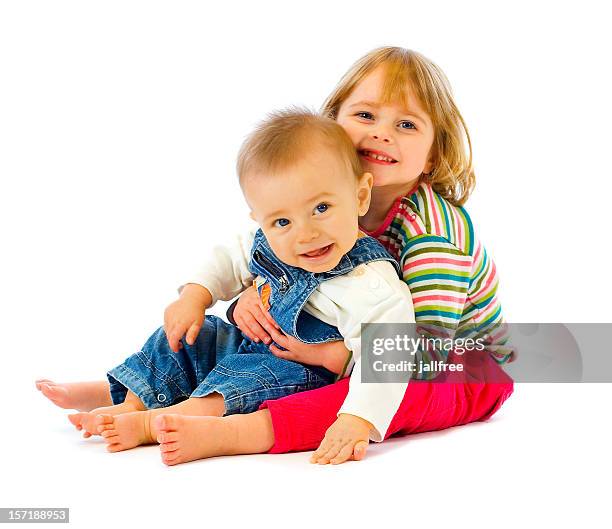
top-left (357, 172), bottom-right (373, 215)
top-left (360, 171), bottom-right (374, 189)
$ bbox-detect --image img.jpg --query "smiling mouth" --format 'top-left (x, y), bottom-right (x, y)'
top-left (359, 150), bottom-right (398, 164)
top-left (300, 243), bottom-right (334, 259)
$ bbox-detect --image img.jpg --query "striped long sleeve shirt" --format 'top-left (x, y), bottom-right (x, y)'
top-left (362, 181), bottom-right (515, 379)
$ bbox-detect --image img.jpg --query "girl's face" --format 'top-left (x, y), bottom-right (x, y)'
top-left (336, 66), bottom-right (435, 196)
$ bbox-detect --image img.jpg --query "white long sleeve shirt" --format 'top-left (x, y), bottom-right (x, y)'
top-left (182, 228), bottom-right (415, 442)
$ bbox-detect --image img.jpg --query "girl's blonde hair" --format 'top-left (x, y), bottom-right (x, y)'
top-left (321, 47), bottom-right (475, 206)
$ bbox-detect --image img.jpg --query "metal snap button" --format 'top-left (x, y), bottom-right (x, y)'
top-left (354, 266), bottom-right (365, 277)
top-left (157, 393), bottom-right (167, 403)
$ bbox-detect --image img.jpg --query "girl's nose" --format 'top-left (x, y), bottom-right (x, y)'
top-left (370, 128), bottom-right (392, 143)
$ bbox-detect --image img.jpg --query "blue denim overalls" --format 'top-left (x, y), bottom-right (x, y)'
top-left (106, 229), bottom-right (400, 415)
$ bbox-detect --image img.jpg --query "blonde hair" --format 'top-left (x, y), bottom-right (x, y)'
top-left (237, 106), bottom-right (362, 185)
top-left (322, 47), bottom-right (475, 206)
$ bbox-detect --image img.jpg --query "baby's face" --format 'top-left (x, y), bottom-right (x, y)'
top-left (244, 148), bottom-right (372, 273)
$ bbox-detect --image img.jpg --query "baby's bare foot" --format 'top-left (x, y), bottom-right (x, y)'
top-left (35, 379), bottom-right (112, 411)
top-left (155, 414), bottom-right (238, 466)
top-left (68, 412), bottom-right (99, 438)
top-left (96, 411), bottom-right (155, 452)
top-left (67, 399), bottom-right (145, 438)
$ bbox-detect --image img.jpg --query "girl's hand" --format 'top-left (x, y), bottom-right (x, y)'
top-left (310, 414), bottom-right (371, 465)
top-left (233, 285), bottom-right (280, 343)
top-left (163, 284), bottom-right (211, 353)
top-left (268, 331), bottom-right (350, 375)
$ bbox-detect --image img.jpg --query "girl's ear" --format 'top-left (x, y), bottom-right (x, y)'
top-left (357, 172), bottom-right (374, 215)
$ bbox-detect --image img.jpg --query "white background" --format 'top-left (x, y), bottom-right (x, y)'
top-left (1, 1), bottom-right (610, 527)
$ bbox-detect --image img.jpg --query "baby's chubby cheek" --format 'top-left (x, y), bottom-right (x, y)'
top-left (265, 239), bottom-right (296, 265)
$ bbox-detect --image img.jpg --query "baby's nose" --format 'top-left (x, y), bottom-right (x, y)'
top-left (297, 225), bottom-right (320, 243)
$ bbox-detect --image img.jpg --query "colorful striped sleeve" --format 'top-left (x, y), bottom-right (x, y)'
top-left (457, 238), bottom-right (515, 364)
top-left (401, 234), bottom-right (473, 379)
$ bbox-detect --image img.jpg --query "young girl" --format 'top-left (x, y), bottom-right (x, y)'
top-left (36, 46), bottom-right (515, 465)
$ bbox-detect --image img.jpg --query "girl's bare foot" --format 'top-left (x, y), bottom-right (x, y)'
top-left (35, 379), bottom-right (112, 411)
top-left (95, 411), bottom-right (156, 452)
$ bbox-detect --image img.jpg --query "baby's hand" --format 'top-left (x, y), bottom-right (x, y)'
top-left (310, 414), bottom-right (371, 465)
top-left (163, 284), bottom-right (211, 353)
top-left (233, 285), bottom-right (280, 343)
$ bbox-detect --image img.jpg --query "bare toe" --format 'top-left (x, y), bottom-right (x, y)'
top-left (101, 430), bottom-right (119, 440)
top-left (159, 441), bottom-right (179, 453)
top-left (95, 414), bottom-right (114, 426)
top-left (155, 414), bottom-right (181, 433)
top-left (41, 384), bottom-right (67, 401)
top-left (161, 450), bottom-right (181, 465)
top-left (156, 431), bottom-right (179, 444)
top-left (97, 422), bottom-right (116, 433)
top-left (35, 378), bottom-right (54, 390)
top-left (68, 412), bottom-right (85, 430)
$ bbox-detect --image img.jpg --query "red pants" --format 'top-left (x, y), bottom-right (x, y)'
top-left (259, 351), bottom-right (514, 453)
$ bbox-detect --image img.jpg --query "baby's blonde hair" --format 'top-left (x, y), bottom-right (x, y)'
top-left (237, 106), bottom-right (362, 185)
top-left (322, 47), bottom-right (475, 206)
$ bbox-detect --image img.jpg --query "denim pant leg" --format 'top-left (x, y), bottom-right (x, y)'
top-left (192, 351), bottom-right (337, 415)
top-left (106, 315), bottom-right (244, 409)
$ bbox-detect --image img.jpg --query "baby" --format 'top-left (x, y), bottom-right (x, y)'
top-left (60, 108), bottom-right (416, 453)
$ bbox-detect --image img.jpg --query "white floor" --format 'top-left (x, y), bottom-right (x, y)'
top-left (4, 382), bottom-right (610, 528)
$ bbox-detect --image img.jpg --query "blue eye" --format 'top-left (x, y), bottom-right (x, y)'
top-left (356, 111), bottom-right (373, 120)
top-left (314, 203), bottom-right (329, 215)
top-left (399, 121), bottom-right (416, 130)
top-left (274, 218), bottom-right (290, 228)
